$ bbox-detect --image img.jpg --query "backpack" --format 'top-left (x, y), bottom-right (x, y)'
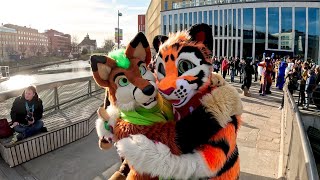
top-left (0, 119), bottom-right (13, 138)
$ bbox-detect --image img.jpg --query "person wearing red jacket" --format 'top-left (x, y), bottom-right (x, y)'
top-left (222, 57), bottom-right (229, 79)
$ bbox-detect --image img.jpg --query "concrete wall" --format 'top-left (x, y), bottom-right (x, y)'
top-left (301, 113), bottom-right (320, 131)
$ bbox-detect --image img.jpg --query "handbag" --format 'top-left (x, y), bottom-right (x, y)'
top-left (0, 119), bottom-right (13, 138)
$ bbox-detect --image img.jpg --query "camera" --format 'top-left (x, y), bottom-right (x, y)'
top-left (26, 112), bottom-right (33, 122)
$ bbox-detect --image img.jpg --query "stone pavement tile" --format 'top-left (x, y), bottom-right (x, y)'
top-left (272, 139), bottom-right (280, 144)
top-left (258, 135), bottom-right (273, 142)
top-left (239, 146), bottom-right (279, 179)
top-left (270, 127), bottom-right (281, 134)
top-left (257, 140), bottom-right (280, 152)
top-left (260, 130), bottom-right (280, 139)
top-left (238, 131), bottom-right (249, 140)
top-left (237, 139), bottom-right (257, 148)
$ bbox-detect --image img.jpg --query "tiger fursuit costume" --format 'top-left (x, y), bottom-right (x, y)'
top-left (116, 24), bottom-right (243, 180)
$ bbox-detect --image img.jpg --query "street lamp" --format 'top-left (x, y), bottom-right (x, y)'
top-left (118, 10), bottom-right (122, 49)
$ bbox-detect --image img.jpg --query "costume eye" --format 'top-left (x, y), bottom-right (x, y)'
top-left (178, 59), bottom-right (195, 75)
top-left (118, 77), bottom-right (129, 87)
top-left (139, 64), bottom-right (147, 75)
top-left (158, 63), bottom-right (166, 77)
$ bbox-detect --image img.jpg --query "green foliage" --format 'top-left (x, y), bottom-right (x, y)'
top-left (81, 48), bottom-right (88, 55)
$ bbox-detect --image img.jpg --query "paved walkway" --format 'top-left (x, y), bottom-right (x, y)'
top-left (229, 78), bottom-right (282, 180)
top-left (0, 76), bottom-right (284, 180)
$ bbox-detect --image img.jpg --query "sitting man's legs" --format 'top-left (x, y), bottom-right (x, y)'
top-left (13, 120), bottom-right (44, 140)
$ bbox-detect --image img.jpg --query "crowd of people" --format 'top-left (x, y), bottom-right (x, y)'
top-left (212, 54), bottom-right (320, 111)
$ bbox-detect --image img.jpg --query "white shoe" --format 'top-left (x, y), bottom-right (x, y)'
top-left (278, 106), bottom-right (283, 110)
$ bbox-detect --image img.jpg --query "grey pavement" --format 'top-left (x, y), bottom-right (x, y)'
top-left (0, 76), bottom-right (283, 180)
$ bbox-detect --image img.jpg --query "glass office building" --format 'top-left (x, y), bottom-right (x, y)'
top-left (161, 1), bottom-right (320, 63)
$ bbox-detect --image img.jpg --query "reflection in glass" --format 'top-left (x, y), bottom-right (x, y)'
top-left (238, 40), bottom-right (241, 57)
top-left (233, 9), bottom-right (236, 37)
top-left (169, 15), bottom-right (172, 33)
top-left (163, 15), bottom-right (167, 35)
top-left (215, 39), bottom-right (218, 56)
top-left (281, 7), bottom-right (293, 50)
top-left (180, 13), bottom-right (183, 30)
top-left (256, 8), bottom-right (266, 59)
top-left (268, 7), bottom-right (279, 49)
top-left (204, 11), bottom-right (208, 24)
top-left (194, 12), bottom-right (198, 24)
top-left (224, 39), bottom-right (227, 57)
top-left (238, 9), bottom-right (241, 37)
top-left (214, 10), bottom-right (218, 36)
top-left (224, 10), bottom-right (228, 36)
top-left (198, 11), bottom-right (202, 23)
top-left (228, 40), bottom-right (231, 57)
top-left (228, 9), bottom-right (232, 37)
top-left (220, 39), bottom-right (223, 58)
top-left (209, 11), bottom-right (213, 28)
top-left (220, 10), bottom-right (223, 36)
top-left (308, 8), bottom-right (319, 62)
top-left (243, 8), bottom-right (253, 58)
top-left (184, 13), bottom-right (188, 29)
top-left (233, 39), bottom-right (236, 57)
top-left (294, 7), bottom-right (306, 58)
top-left (174, 14), bottom-right (178, 32)
top-left (189, 12), bottom-right (192, 28)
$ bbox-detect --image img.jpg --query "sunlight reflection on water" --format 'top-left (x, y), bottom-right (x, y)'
top-left (0, 75), bottom-right (36, 91)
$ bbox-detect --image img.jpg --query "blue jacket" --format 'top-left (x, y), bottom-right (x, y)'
top-left (306, 74), bottom-right (316, 93)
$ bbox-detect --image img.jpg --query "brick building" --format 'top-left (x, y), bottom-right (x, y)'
top-left (138, 14), bottom-right (146, 34)
top-left (0, 25), bottom-right (18, 60)
top-left (4, 24), bottom-right (48, 58)
top-left (78, 34), bottom-right (96, 54)
top-left (45, 29), bottom-right (71, 56)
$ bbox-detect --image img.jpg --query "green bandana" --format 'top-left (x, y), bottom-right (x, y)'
top-left (120, 103), bottom-right (167, 125)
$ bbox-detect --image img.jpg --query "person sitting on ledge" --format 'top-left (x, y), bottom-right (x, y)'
top-left (10, 85), bottom-right (47, 143)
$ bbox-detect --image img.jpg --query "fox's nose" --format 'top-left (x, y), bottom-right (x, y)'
top-left (142, 85), bottom-right (155, 96)
top-left (159, 87), bottom-right (175, 96)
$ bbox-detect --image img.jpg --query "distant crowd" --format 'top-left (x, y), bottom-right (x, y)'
top-left (212, 54), bottom-right (320, 111)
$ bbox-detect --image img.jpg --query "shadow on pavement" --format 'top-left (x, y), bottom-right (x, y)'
top-left (240, 172), bottom-right (279, 180)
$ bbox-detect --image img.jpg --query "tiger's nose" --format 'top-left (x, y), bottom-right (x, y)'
top-left (159, 87), bottom-right (175, 96)
top-left (142, 85), bottom-right (155, 96)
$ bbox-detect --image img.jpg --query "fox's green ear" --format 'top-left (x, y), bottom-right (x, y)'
top-left (125, 32), bottom-right (151, 65)
top-left (90, 55), bottom-right (117, 87)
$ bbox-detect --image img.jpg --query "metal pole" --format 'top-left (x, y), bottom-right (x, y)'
top-left (118, 10), bottom-right (120, 49)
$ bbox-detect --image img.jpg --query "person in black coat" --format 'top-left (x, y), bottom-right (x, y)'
top-left (10, 85), bottom-right (46, 142)
top-left (241, 58), bottom-right (254, 96)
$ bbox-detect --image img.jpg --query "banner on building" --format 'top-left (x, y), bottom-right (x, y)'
top-left (115, 28), bottom-right (123, 42)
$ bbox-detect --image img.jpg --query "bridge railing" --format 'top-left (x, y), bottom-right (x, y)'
top-left (281, 85), bottom-right (319, 180)
top-left (0, 76), bottom-right (103, 120)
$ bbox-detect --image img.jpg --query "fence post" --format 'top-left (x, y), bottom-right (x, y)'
top-left (88, 80), bottom-right (92, 97)
top-left (54, 87), bottom-right (60, 110)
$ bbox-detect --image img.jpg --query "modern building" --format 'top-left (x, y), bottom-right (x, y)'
top-left (138, 14), bottom-right (146, 34)
top-left (0, 25), bottom-right (18, 60)
top-left (78, 34), bottom-right (97, 54)
top-left (45, 29), bottom-right (71, 57)
top-left (146, 0), bottom-right (184, 48)
top-left (4, 24), bottom-right (48, 58)
top-left (159, 0), bottom-right (320, 63)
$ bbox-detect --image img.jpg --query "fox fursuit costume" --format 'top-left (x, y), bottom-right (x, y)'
top-left (116, 24), bottom-right (243, 180)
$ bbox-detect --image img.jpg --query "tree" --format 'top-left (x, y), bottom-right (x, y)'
top-left (5, 45), bottom-right (17, 56)
top-left (19, 44), bottom-right (28, 57)
top-left (81, 48), bottom-right (88, 55)
top-left (71, 35), bottom-right (79, 53)
top-left (30, 45), bottom-right (39, 56)
top-left (103, 39), bottom-right (115, 53)
top-left (38, 45), bottom-right (46, 55)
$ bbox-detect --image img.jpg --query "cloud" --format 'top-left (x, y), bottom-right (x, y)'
top-left (0, 0), bottom-right (148, 47)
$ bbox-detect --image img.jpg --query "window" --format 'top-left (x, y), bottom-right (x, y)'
top-left (194, 12), bottom-right (197, 24)
top-left (238, 9), bottom-right (241, 37)
top-left (294, 7), bottom-right (306, 57)
top-left (204, 11), bottom-right (208, 24)
top-left (233, 9), bottom-right (236, 37)
top-left (164, 1), bottom-right (168, 10)
top-left (256, 8), bottom-right (266, 58)
top-left (220, 10), bottom-right (223, 36)
top-left (184, 13), bottom-right (188, 29)
top-left (214, 10), bottom-right (218, 36)
top-left (243, 8), bottom-right (253, 58)
top-left (174, 14), bottom-right (178, 32)
top-left (224, 10), bottom-right (227, 36)
top-left (209, 11), bottom-right (212, 27)
top-left (281, 7), bottom-right (293, 50)
top-left (308, 8), bottom-right (320, 61)
top-left (268, 7), bottom-right (279, 49)
top-left (169, 15), bottom-right (172, 33)
top-left (228, 9), bottom-right (232, 37)
top-left (163, 15), bottom-right (167, 35)
top-left (189, 12), bottom-right (193, 28)
top-left (180, 13), bottom-right (183, 30)
top-left (198, 11), bottom-right (202, 23)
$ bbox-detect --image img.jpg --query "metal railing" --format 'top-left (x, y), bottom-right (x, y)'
top-left (281, 85), bottom-right (319, 179)
top-left (0, 76), bottom-right (103, 119)
top-left (0, 66), bottom-right (9, 78)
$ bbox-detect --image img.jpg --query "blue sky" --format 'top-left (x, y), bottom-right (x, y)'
top-left (0, 0), bottom-right (151, 47)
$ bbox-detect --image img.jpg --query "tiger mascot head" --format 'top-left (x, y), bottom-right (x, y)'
top-left (153, 23), bottom-right (213, 119)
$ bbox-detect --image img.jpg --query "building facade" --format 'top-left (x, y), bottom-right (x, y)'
top-left (0, 26), bottom-right (18, 60)
top-left (160, 0), bottom-right (320, 63)
top-left (146, 0), bottom-right (184, 48)
top-left (4, 24), bottom-right (48, 58)
top-left (138, 14), bottom-right (146, 34)
top-left (45, 29), bottom-right (71, 57)
top-left (78, 34), bottom-right (97, 54)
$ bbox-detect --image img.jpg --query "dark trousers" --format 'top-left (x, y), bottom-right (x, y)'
top-left (242, 76), bottom-right (252, 90)
top-left (299, 84), bottom-right (306, 105)
top-left (223, 71), bottom-right (227, 79)
top-left (14, 120), bottom-right (44, 139)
